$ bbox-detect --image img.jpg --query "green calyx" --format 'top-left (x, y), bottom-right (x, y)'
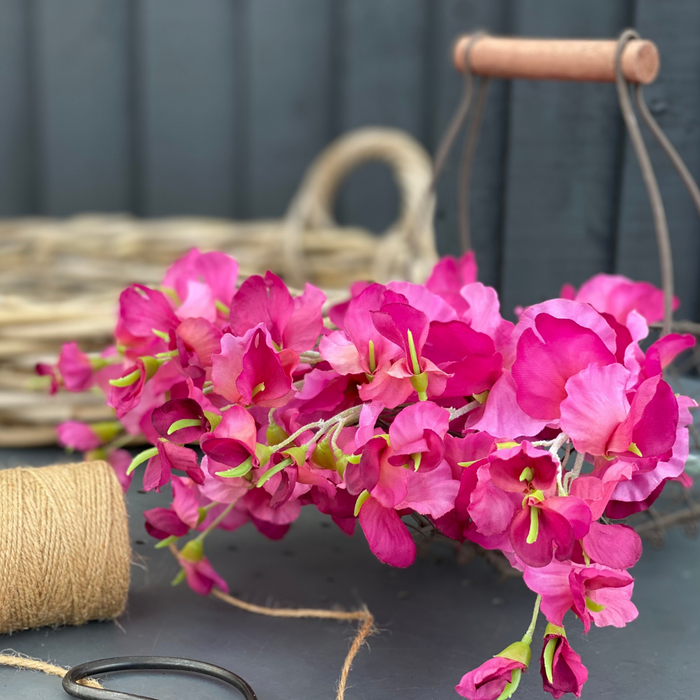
top-left (312, 440), bottom-right (337, 471)
top-left (255, 443), bottom-right (272, 467)
top-left (180, 538), bottom-right (204, 562)
top-left (204, 411), bottom-right (222, 431)
top-left (496, 640), bottom-right (531, 668)
top-left (544, 623), bottom-right (566, 638)
top-left (283, 445), bottom-right (308, 467)
top-left (154, 535), bottom-right (179, 550)
top-left (410, 372), bottom-right (429, 401)
top-left (266, 421), bottom-right (289, 446)
top-left (171, 568), bottom-right (187, 587)
top-left (91, 421), bottom-right (122, 443)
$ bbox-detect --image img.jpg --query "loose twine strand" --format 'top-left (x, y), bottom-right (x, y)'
top-left (0, 653), bottom-right (103, 689)
top-left (211, 589), bottom-right (377, 700)
top-left (0, 462), bottom-right (375, 700)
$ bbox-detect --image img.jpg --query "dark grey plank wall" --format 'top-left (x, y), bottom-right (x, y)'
top-left (1, 0), bottom-right (699, 320)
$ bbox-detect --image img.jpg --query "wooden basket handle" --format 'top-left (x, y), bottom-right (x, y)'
top-left (454, 35), bottom-right (660, 84)
top-left (282, 127), bottom-right (438, 288)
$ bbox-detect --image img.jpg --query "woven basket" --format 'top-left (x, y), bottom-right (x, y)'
top-left (0, 127), bottom-right (437, 446)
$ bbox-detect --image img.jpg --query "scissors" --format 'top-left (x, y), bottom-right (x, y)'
top-left (62, 656), bottom-right (258, 700)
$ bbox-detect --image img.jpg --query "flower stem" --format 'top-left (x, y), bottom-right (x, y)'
top-left (521, 595), bottom-right (542, 645)
top-left (448, 400), bottom-right (479, 422)
top-left (195, 502), bottom-right (235, 541)
top-left (549, 432), bottom-right (569, 497)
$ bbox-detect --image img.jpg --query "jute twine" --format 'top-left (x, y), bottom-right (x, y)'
top-left (0, 461), bottom-right (131, 635)
top-left (0, 460), bottom-right (376, 699)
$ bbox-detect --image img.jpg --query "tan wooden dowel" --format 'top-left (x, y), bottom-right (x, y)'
top-left (454, 35), bottom-right (659, 84)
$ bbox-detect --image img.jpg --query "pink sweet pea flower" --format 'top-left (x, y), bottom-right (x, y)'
top-left (319, 283), bottom-right (404, 376)
top-left (211, 327), bottom-right (298, 408)
top-left (363, 301), bottom-right (448, 407)
top-left (163, 249), bottom-right (239, 318)
top-left (357, 495), bottom-right (415, 568)
top-left (560, 364), bottom-right (678, 461)
top-left (229, 271), bottom-right (325, 352)
top-left (144, 506), bottom-right (191, 539)
top-left (524, 561), bottom-right (638, 632)
top-left (152, 398), bottom-right (210, 444)
top-left (540, 625), bottom-right (588, 699)
top-left (387, 402), bottom-right (449, 472)
top-left (200, 405), bottom-right (259, 472)
top-left (425, 251), bottom-right (478, 315)
top-left (510, 494), bottom-right (591, 568)
top-left (456, 641), bottom-right (531, 700)
top-left (118, 284), bottom-right (179, 340)
top-left (108, 448), bottom-right (133, 492)
top-left (143, 441), bottom-right (204, 491)
top-left (561, 273), bottom-right (678, 325)
top-left (57, 421), bottom-right (103, 451)
top-left (178, 554), bottom-right (229, 596)
top-left (57, 342), bottom-right (94, 392)
top-left (422, 320), bottom-right (503, 398)
top-left (175, 317), bottom-right (223, 379)
top-left (513, 313), bottom-right (616, 422)
top-left (607, 394), bottom-right (696, 514)
top-left (489, 442), bottom-right (559, 495)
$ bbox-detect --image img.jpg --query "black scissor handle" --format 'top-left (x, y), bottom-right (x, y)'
top-left (62, 656), bottom-right (258, 700)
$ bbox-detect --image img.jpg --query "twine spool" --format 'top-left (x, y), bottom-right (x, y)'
top-left (0, 461), bottom-right (130, 635)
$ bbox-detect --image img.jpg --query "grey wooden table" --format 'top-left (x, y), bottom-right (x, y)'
top-left (0, 446), bottom-right (698, 700)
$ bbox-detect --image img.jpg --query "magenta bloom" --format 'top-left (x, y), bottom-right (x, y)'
top-left (561, 364), bottom-right (678, 461)
top-left (143, 441), bottom-right (204, 491)
top-left (144, 506), bottom-right (191, 539)
top-left (212, 327), bottom-right (298, 408)
top-left (178, 555), bottom-right (229, 596)
top-left (118, 283), bottom-right (179, 340)
top-left (319, 283), bottom-right (404, 376)
top-left (510, 495), bottom-right (591, 568)
top-left (513, 312), bottom-right (615, 421)
top-left (456, 641), bottom-right (530, 700)
top-left (229, 271), bottom-right (325, 352)
top-left (561, 273), bottom-right (678, 325)
top-left (540, 625), bottom-right (588, 699)
top-left (524, 561), bottom-right (638, 632)
top-left (363, 301), bottom-right (448, 407)
top-left (357, 495), bottom-right (415, 568)
top-left (489, 442), bottom-right (559, 494)
top-left (57, 420), bottom-right (102, 451)
top-left (425, 251), bottom-right (478, 315)
top-left (200, 405), bottom-right (258, 472)
top-left (152, 398), bottom-right (210, 444)
top-left (57, 342), bottom-right (94, 392)
top-left (163, 248), bottom-right (239, 321)
top-left (387, 402), bottom-right (449, 472)
top-left (422, 320), bottom-right (503, 398)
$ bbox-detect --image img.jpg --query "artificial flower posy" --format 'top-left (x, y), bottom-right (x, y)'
top-left (44, 248), bottom-right (695, 698)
